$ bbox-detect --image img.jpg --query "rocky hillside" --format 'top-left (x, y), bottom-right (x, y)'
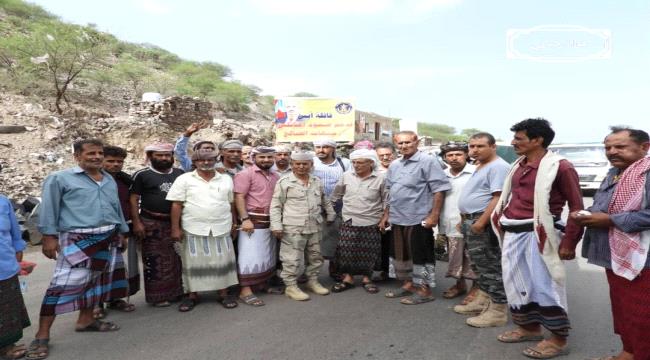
top-left (0, 0), bottom-right (277, 201)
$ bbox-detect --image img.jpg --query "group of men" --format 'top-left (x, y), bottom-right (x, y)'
top-left (17, 118), bottom-right (650, 360)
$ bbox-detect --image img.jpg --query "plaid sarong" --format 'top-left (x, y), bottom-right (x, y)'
top-left (40, 226), bottom-right (128, 316)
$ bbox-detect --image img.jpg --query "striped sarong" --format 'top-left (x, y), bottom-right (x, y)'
top-left (181, 232), bottom-right (239, 292)
top-left (40, 226), bottom-right (128, 316)
top-left (237, 212), bottom-right (277, 286)
top-left (501, 229), bottom-right (570, 337)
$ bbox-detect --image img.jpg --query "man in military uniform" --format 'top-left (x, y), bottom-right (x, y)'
top-left (270, 151), bottom-right (336, 301)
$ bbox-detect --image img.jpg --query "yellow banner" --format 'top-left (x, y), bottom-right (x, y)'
top-left (274, 98), bottom-right (355, 142)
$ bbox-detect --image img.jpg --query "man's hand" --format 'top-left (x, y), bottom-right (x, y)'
top-left (183, 120), bottom-right (208, 137)
top-left (470, 221), bottom-right (486, 235)
top-left (272, 230), bottom-right (284, 240)
top-left (171, 228), bottom-right (182, 242)
top-left (572, 212), bottom-right (612, 228)
top-left (133, 220), bottom-right (146, 240)
top-left (117, 234), bottom-right (128, 251)
top-left (41, 235), bottom-right (60, 260)
top-left (241, 219), bottom-right (255, 235)
top-left (379, 215), bottom-right (389, 233)
top-left (422, 214), bottom-right (439, 229)
top-left (558, 247), bottom-right (576, 260)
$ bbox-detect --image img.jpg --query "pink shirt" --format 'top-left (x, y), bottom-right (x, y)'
top-left (233, 165), bottom-right (280, 214)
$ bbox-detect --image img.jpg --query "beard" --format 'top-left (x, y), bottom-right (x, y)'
top-left (256, 161), bottom-right (273, 170)
top-left (151, 158), bottom-right (173, 171)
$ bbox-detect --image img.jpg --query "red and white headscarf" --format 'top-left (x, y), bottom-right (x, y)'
top-left (608, 155), bottom-right (650, 280)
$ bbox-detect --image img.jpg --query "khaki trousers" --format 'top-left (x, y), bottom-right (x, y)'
top-left (279, 232), bottom-right (323, 286)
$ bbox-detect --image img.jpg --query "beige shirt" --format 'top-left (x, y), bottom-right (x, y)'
top-left (166, 170), bottom-right (233, 236)
top-left (270, 173), bottom-right (336, 234)
top-left (329, 171), bottom-right (387, 226)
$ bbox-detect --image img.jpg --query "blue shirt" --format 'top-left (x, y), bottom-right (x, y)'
top-left (38, 167), bottom-right (129, 235)
top-left (582, 168), bottom-right (650, 269)
top-left (457, 157), bottom-right (510, 214)
top-left (386, 151), bottom-right (451, 226)
top-left (0, 196), bottom-right (25, 280)
top-left (174, 135), bottom-right (193, 172)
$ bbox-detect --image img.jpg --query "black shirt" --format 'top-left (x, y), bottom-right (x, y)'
top-left (131, 167), bottom-right (184, 214)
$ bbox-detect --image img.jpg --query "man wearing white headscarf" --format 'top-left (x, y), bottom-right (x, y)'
top-left (312, 139), bottom-right (351, 281)
top-left (328, 149), bottom-right (386, 294)
top-left (271, 144), bottom-right (292, 177)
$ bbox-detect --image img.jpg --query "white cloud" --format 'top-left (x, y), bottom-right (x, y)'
top-left (133, 0), bottom-right (172, 15)
top-left (248, 0), bottom-right (460, 16)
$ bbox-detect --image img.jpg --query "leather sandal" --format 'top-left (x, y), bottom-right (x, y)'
top-left (523, 340), bottom-right (569, 359)
top-left (442, 284), bottom-right (467, 299)
top-left (497, 329), bottom-right (544, 343)
top-left (331, 282), bottom-right (355, 293)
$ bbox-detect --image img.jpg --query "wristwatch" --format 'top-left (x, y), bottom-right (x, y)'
top-left (240, 217), bottom-right (250, 222)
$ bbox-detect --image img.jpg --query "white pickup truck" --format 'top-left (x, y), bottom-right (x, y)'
top-left (549, 143), bottom-right (610, 195)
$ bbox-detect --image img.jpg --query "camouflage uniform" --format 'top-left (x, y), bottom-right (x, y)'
top-left (270, 174), bottom-right (335, 286)
top-left (461, 217), bottom-right (507, 304)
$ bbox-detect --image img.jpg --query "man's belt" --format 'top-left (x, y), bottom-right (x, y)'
top-left (500, 217), bottom-right (565, 233)
top-left (461, 212), bottom-right (484, 220)
top-left (141, 208), bottom-right (171, 220)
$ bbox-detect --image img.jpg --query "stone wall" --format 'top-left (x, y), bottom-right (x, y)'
top-left (129, 95), bottom-right (212, 131)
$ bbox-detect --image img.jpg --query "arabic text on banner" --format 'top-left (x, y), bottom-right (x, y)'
top-left (274, 98), bottom-right (355, 142)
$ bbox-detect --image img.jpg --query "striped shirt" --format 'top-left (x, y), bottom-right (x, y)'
top-left (312, 156), bottom-right (351, 197)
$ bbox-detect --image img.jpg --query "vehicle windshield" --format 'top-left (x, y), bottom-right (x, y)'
top-left (551, 146), bottom-right (607, 164)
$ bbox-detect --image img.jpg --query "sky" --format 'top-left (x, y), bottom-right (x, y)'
top-left (30, 0), bottom-right (650, 143)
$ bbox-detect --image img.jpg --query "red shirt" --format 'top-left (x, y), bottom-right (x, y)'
top-left (233, 165), bottom-right (279, 214)
top-left (503, 157), bottom-right (584, 250)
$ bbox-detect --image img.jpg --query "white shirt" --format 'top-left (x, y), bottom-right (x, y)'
top-left (166, 170), bottom-right (233, 236)
top-left (440, 164), bottom-right (475, 237)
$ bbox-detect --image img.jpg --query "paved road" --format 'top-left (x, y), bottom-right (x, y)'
top-left (18, 198), bottom-right (621, 360)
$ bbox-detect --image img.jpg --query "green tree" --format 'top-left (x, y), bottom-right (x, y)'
top-left (84, 66), bottom-right (117, 97)
top-left (148, 72), bottom-right (177, 95)
top-left (212, 80), bottom-right (255, 112)
top-left (0, 0), bottom-right (55, 20)
top-left (292, 92), bottom-right (318, 97)
top-left (114, 55), bottom-right (153, 99)
top-left (1, 20), bottom-right (109, 113)
top-left (460, 128), bottom-right (484, 138)
top-left (417, 122), bottom-right (462, 142)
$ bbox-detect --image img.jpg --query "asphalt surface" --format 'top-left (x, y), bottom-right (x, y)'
top-left (18, 197), bottom-right (621, 360)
